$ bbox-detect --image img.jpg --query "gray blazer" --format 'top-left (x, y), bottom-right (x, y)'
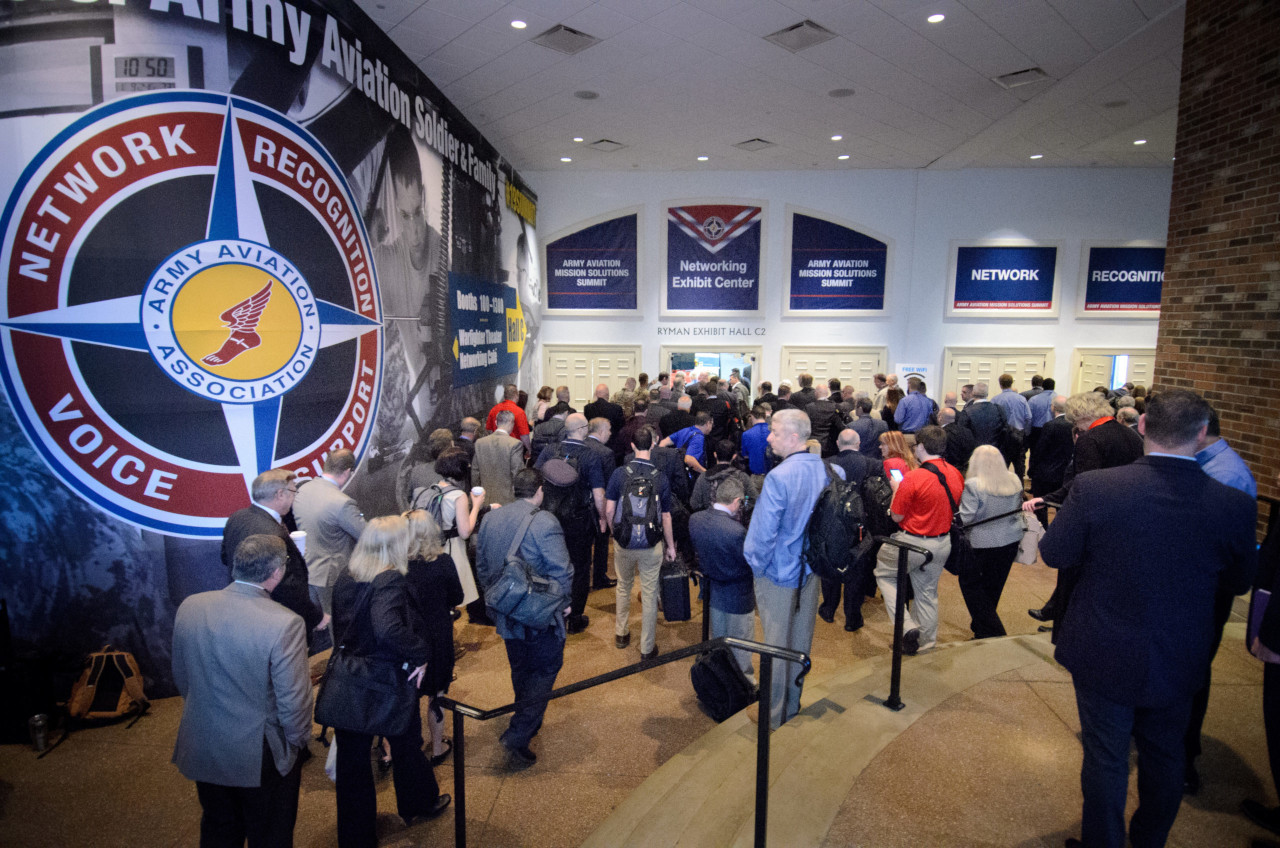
top-left (958, 486), bottom-right (1024, 549)
top-left (473, 431), bottom-right (525, 506)
top-left (293, 476), bottom-right (367, 592)
top-left (172, 582), bottom-right (313, 787)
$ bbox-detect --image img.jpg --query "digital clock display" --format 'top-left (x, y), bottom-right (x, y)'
top-left (114, 56), bottom-right (175, 79)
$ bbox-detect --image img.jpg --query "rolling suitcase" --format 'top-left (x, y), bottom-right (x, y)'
top-left (660, 561), bottom-right (691, 622)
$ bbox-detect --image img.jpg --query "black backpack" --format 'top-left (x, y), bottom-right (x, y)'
top-left (860, 473), bottom-right (898, 539)
top-left (412, 482), bottom-right (460, 539)
top-left (690, 645), bottom-right (755, 722)
top-left (541, 445), bottom-right (594, 526)
top-left (802, 465), bottom-right (876, 583)
top-left (530, 418), bottom-right (565, 463)
top-left (704, 465), bottom-right (755, 526)
top-left (611, 462), bottom-right (663, 549)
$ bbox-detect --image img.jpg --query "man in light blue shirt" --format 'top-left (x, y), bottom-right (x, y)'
top-left (894, 376), bottom-right (933, 434)
top-left (991, 373), bottom-right (1032, 479)
top-left (1027, 377), bottom-right (1057, 453)
top-left (743, 409), bottom-right (836, 729)
top-left (1196, 407), bottom-right (1256, 497)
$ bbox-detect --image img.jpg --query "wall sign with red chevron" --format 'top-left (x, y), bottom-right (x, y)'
top-left (665, 203), bottom-right (762, 314)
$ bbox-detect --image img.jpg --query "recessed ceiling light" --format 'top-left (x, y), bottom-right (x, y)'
top-left (511, 20), bottom-right (527, 29)
top-left (838, 154), bottom-right (850, 160)
top-left (572, 137), bottom-right (584, 143)
top-left (1030, 154), bottom-right (1043, 160)
top-left (831, 134), bottom-right (843, 141)
top-left (927, 13), bottom-right (945, 23)
top-left (1133, 139), bottom-right (1147, 145)
top-left (560, 157), bottom-right (572, 162)
top-left (697, 156), bottom-right (709, 161)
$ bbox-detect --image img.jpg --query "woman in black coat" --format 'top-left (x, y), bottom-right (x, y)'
top-left (331, 515), bottom-right (450, 847)
top-left (404, 508), bottom-right (464, 766)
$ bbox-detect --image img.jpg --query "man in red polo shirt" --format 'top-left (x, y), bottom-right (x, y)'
top-left (486, 383), bottom-right (532, 446)
top-left (873, 425), bottom-right (963, 655)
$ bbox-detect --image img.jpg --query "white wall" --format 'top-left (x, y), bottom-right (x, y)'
top-left (525, 167), bottom-right (1172, 388)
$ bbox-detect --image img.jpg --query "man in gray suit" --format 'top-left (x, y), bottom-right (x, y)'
top-left (292, 449), bottom-right (367, 649)
top-left (172, 534), bottom-right (313, 847)
top-left (472, 409), bottom-right (526, 506)
top-left (475, 468), bottom-right (572, 768)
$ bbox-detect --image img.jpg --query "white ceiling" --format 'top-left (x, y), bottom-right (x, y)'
top-left (355, 0), bottom-right (1185, 171)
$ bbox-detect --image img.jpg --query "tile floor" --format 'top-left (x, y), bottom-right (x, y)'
top-left (1, 559), bottom-right (1275, 847)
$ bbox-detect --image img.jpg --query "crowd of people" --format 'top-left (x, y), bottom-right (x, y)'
top-left (168, 367), bottom-right (1275, 848)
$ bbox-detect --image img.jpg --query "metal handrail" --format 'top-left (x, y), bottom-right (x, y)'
top-left (435, 636), bottom-right (811, 848)
top-left (874, 535), bottom-right (934, 712)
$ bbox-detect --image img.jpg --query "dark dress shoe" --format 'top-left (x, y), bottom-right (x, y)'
top-left (429, 738), bottom-right (452, 767)
top-left (1028, 607), bottom-right (1049, 622)
top-left (817, 607), bottom-right (835, 624)
top-left (403, 793), bottom-right (452, 826)
top-left (1242, 799), bottom-right (1280, 836)
top-left (640, 648), bottom-right (659, 663)
top-left (594, 577), bottom-right (617, 590)
top-left (615, 632), bottom-right (630, 649)
top-left (504, 744), bottom-right (536, 768)
top-left (901, 628), bottom-right (921, 656)
top-left (844, 621), bottom-right (863, 632)
top-left (567, 614), bottom-right (590, 634)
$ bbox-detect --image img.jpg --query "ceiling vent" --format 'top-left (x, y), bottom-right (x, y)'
top-left (764, 20), bottom-right (837, 53)
top-left (734, 138), bottom-right (775, 152)
top-left (589, 139), bottom-right (626, 152)
top-left (532, 25), bottom-right (600, 55)
top-left (993, 67), bottom-right (1051, 89)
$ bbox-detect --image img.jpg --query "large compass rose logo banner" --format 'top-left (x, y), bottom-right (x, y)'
top-left (0, 92), bottom-right (382, 537)
top-left (666, 204), bottom-right (761, 312)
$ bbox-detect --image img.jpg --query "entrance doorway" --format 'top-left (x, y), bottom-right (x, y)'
top-left (541, 344), bottom-right (643, 409)
top-left (1070, 348), bottom-right (1156, 394)
top-left (941, 347), bottom-right (1055, 399)
top-left (777, 346), bottom-right (888, 396)
top-left (659, 345), bottom-right (764, 389)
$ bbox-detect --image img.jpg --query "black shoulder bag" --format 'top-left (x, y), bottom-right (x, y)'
top-left (921, 463), bottom-right (972, 577)
top-left (314, 582), bottom-right (417, 737)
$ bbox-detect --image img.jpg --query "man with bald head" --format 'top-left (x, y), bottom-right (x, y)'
top-left (585, 383), bottom-right (625, 459)
top-left (817, 428), bottom-right (885, 631)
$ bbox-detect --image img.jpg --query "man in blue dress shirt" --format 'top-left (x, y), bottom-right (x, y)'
top-left (894, 376), bottom-right (933, 437)
top-left (991, 373), bottom-right (1032, 479)
top-left (743, 409), bottom-right (835, 729)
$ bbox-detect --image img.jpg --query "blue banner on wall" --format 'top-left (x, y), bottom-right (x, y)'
top-left (789, 213), bottom-right (886, 310)
top-left (953, 246), bottom-right (1056, 310)
top-left (546, 214), bottom-right (637, 310)
top-left (452, 274), bottom-right (519, 387)
top-left (667, 204), bottom-right (761, 311)
top-left (1083, 246), bottom-right (1164, 311)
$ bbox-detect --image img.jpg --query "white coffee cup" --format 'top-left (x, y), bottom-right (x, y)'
top-left (471, 486), bottom-right (485, 500)
top-left (290, 530), bottom-right (307, 556)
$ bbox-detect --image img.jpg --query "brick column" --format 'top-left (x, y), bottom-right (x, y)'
top-left (1156, 0), bottom-right (1280, 503)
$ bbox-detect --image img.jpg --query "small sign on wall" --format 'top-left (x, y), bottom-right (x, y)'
top-left (663, 201), bottom-right (763, 317)
top-left (947, 242), bottom-right (1060, 318)
top-left (544, 211), bottom-right (639, 314)
top-left (784, 209), bottom-right (889, 316)
top-left (1078, 244), bottom-right (1164, 318)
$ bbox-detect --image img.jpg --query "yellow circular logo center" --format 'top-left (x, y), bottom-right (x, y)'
top-left (171, 264), bottom-right (302, 380)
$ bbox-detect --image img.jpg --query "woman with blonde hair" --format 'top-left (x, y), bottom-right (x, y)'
top-left (957, 444), bottom-right (1025, 639)
top-left (331, 516), bottom-right (449, 845)
top-left (879, 430), bottom-right (919, 483)
top-left (403, 509), bottom-right (463, 767)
